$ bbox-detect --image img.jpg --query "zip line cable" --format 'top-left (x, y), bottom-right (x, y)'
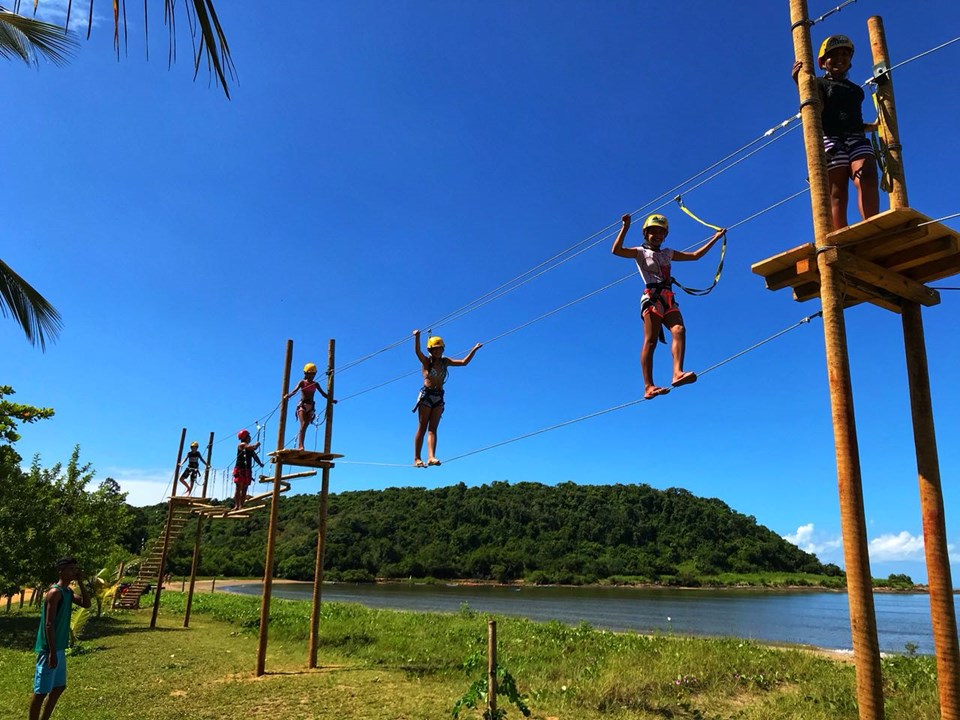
top-left (337, 186), bottom-right (811, 404)
top-left (335, 115), bottom-right (804, 376)
top-left (865, 34), bottom-right (960, 85)
top-left (428, 312), bottom-right (822, 465)
top-left (810, 0), bottom-right (859, 26)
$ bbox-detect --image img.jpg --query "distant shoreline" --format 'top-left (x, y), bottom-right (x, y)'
top-left (209, 576), bottom-right (935, 594)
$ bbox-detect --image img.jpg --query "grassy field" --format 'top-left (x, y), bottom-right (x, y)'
top-left (0, 590), bottom-right (942, 719)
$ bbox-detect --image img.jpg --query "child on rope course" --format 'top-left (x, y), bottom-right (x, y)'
top-left (793, 34), bottom-right (880, 230)
top-left (283, 362), bottom-right (336, 451)
top-left (232, 429), bottom-right (263, 510)
top-left (177, 441), bottom-right (207, 495)
top-left (29, 557), bottom-right (90, 720)
top-left (412, 330), bottom-right (482, 468)
top-left (612, 213), bottom-right (725, 400)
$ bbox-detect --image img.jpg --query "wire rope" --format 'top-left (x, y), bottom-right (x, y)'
top-left (335, 116), bottom-right (804, 375)
top-left (810, 0), bottom-right (859, 26)
top-left (432, 312), bottom-right (823, 465)
top-left (865, 34), bottom-right (960, 85)
top-left (338, 186), bottom-right (811, 403)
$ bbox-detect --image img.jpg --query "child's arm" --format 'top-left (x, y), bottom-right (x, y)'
top-left (283, 380), bottom-right (305, 401)
top-left (791, 60), bottom-right (803, 85)
top-left (413, 330), bottom-right (429, 366)
top-left (251, 450), bottom-right (264, 467)
top-left (447, 343), bottom-right (482, 367)
top-left (672, 229), bottom-right (726, 262)
top-left (315, 383), bottom-right (337, 404)
top-left (611, 214), bottom-right (640, 258)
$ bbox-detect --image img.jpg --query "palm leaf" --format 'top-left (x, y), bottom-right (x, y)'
top-left (0, 259), bottom-right (62, 351)
top-left (0, 8), bottom-right (76, 65)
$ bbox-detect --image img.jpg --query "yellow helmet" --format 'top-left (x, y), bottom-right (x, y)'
top-left (303, 362), bottom-right (317, 374)
top-left (818, 35), bottom-right (854, 67)
top-left (427, 336), bottom-right (444, 349)
top-left (642, 214), bottom-right (669, 237)
top-left (190, 441), bottom-right (199, 448)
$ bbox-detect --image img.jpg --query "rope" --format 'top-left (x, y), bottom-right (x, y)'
top-left (437, 312), bottom-right (823, 465)
top-left (671, 196), bottom-right (727, 297)
top-left (810, 0), bottom-right (859, 25)
top-left (865, 34), bottom-right (960, 85)
top-left (919, 212), bottom-right (960, 227)
top-left (337, 187), bottom-right (810, 404)
top-left (334, 117), bottom-right (804, 376)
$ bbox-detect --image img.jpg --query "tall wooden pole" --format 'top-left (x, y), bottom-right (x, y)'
top-left (789, 3), bottom-right (884, 718)
top-left (256, 339), bottom-right (294, 677)
top-left (868, 17), bottom-right (960, 719)
top-left (308, 339), bottom-right (337, 668)
top-left (184, 431), bottom-right (215, 628)
top-left (150, 428), bottom-right (186, 629)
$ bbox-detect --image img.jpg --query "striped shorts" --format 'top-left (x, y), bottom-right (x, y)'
top-left (823, 135), bottom-right (874, 171)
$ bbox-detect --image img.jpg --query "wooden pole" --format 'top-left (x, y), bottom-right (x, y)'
top-left (150, 427), bottom-right (187, 629)
top-left (487, 620), bottom-right (497, 718)
top-left (868, 17), bottom-right (960, 719)
top-left (184, 431), bottom-right (215, 628)
top-left (308, 339), bottom-right (337, 668)
top-left (789, 4), bottom-right (884, 719)
top-left (256, 339), bottom-right (294, 677)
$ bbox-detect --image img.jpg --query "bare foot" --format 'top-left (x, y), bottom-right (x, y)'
top-left (672, 371), bottom-right (698, 388)
top-left (414, 459), bottom-right (426, 468)
top-left (644, 386), bottom-right (671, 400)
top-left (427, 458), bottom-right (442, 466)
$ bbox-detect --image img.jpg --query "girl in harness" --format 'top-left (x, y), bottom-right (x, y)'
top-left (612, 213), bottom-right (725, 400)
top-left (412, 329), bottom-right (482, 467)
top-left (284, 362), bottom-right (336, 451)
top-left (232, 429), bottom-right (263, 510)
top-left (177, 440), bottom-right (207, 495)
top-left (792, 35), bottom-right (879, 230)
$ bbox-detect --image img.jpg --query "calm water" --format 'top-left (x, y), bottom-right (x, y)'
top-left (223, 581), bottom-right (958, 655)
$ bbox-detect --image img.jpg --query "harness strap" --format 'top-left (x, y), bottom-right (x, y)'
top-left (870, 92), bottom-right (895, 193)
top-left (671, 196), bottom-right (727, 297)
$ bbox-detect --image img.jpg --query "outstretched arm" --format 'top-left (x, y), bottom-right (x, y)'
top-left (283, 380), bottom-right (305, 401)
top-left (413, 329), bottom-right (429, 366)
top-left (447, 343), bottom-right (483, 367)
top-left (611, 214), bottom-right (640, 259)
top-left (672, 228), bottom-right (726, 262)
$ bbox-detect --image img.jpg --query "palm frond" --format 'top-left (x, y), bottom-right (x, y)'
top-left (0, 8), bottom-right (76, 65)
top-left (0, 259), bottom-right (62, 351)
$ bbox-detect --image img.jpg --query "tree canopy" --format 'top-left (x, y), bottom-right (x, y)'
top-left (150, 481), bottom-right (837, 585)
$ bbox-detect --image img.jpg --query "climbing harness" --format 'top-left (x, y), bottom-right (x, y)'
top-left (670, 196), bottom-right (727, 297)
top-left (869, 87), bottom-right (897, 194)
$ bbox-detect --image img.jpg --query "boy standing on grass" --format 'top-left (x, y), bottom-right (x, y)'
top-left (29, 556), bottom-right (90, 720)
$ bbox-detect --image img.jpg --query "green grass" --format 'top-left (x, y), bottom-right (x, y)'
top-left (0, 592), bottom-right (942, 719)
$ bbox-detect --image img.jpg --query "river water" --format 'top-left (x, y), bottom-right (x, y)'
top-left (223, 581), bottom-right (959, 655)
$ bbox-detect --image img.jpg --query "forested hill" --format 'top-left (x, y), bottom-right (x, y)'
top-left (141, 482), bottom-right (837, 584)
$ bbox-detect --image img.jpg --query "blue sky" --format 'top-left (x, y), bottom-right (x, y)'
top-left (5, 1), bottom-right (960, 582)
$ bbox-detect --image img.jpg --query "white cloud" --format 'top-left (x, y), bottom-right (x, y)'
top-left (103, 467), bottom-right (173, 507)
top-left (20, 0), bottom-right (102, 34)
top-left (783, 523), bottom-right (843, 556)
top-left (868, 531), bottom-right (925, 561)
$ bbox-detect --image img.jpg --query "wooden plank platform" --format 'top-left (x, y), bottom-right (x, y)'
top-left (268, 449), bottom-right (343, 469)
top-left (752, 207), bottom-right (959, 313)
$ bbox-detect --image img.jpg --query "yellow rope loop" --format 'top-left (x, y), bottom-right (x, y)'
top-left (673, 196), bottom-right (725, 232)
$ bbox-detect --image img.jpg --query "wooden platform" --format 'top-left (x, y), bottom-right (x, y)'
top-left (268, 449), bottom-right (344, 469)
top-left (751, 207), bottom-right (959, 313)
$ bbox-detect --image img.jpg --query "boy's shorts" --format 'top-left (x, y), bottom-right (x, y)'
top-left (233, 468), bottom-right (252, 489)
top-left (33, 650), bottom-right (67, 694)
top-left (823, 135), bottom-right (874, 171)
